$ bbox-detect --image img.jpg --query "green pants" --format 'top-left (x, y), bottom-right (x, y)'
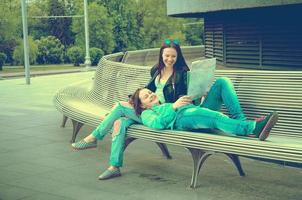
top-left (174, 106), bottom-right (255, 135)
top-left (91, 102), bottom-right (138, 167)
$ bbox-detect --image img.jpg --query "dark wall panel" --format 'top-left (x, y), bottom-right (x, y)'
top-left (204, 6), bottom-right (302, 69)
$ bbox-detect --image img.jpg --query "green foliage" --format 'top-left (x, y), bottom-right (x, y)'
top-left (28, 1), bottom-right (51, 40)
top-left (0, 0), bottom-right (21, 64)
top-left (67, 46), bottom-right (84, 66)
top-left (47, 0), bottom-right (74, 46)
top-left (98, 0), bottom-right (144, 52)
top-left (89, 47), bottom-right (104, 66)
top-left (13, 37), bottom-right (38, 65)
top-left (36, 36), bottom-right (64, 64)
top-left (2, 0), bottom-right (205, 64)
top-left (72, 2), bottom-right (114, 54)
top-left (0, 53), bottom-right (7, 70)
top-left (169, 32), bottom-right (187, 46)
top-left (136, 0), bottom-right (186, 48)
top-left (183, 20), bottom-right (204, 45)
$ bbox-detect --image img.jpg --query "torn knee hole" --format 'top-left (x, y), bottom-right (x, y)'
top-left (112, 120), bottom-right (122, 138)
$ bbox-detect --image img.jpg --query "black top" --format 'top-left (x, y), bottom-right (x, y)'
top-left (146, 65), bottom-right (188, 103)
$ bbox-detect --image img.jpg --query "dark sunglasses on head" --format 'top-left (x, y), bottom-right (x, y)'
top-left (164, 39), bottom-right (180, 46)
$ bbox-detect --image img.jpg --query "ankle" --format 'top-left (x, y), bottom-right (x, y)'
top-left (108, 166), bottom-right (119, 171)
top-left (84, 135), bottom-right (96, 143)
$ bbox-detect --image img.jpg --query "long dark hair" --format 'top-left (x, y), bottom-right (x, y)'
top-left (157, 40), bottom-right (189, 73)
top-left (129, 88), bottom-right (144, 116)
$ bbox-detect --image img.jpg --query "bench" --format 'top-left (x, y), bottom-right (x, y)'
top-left (54, 48), bottom-right (302, 188)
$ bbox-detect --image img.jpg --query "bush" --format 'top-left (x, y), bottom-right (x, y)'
top-left (0, 53), bottom-right (7, 71)
top-left (36, 36), bottom-right (64, 64)
top-left (12, 37), bottom-right (38, 65)
top-left (89, 47), bottom-right (104, 66)
top-left (67, 46), bottom-right (84, 66)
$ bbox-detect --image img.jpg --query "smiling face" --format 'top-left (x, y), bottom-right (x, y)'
top-left (162, 47), bottom-right (177, 68)
top-left (139, 88), bottom-right (160, 109)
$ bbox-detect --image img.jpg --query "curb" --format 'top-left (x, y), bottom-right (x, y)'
top-left (0, 68), bottom-right (95, 79)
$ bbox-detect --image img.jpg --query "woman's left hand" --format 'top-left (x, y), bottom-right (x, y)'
top-left (173, 95), bottom-right (192, 110)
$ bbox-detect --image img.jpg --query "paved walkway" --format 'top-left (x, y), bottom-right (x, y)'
top-left (0, 73), bottom-right (301, 200)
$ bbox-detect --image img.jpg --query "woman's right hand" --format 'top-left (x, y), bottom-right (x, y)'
top-left (172, 95), bottom-right (192, 110)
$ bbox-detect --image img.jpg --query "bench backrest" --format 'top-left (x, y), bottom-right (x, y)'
top-left (92, 52), bottom-right (151, 108)
top-left (92, 51), bottom-right (302, 138)
top-left (121, 45), bottom-right (205, 66)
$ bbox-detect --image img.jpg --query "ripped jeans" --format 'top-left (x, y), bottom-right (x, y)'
top-left (91, 102), bottom-right (140, 167)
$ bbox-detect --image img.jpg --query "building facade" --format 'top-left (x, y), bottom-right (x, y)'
top-left (167, 0), bottom-right (302, 69)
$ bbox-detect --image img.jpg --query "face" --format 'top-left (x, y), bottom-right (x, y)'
top-left (162, 47), bottom-right (177, 68)
top-left (139, 88), bottom-right (159, 109)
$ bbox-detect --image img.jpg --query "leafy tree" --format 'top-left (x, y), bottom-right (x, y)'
top-left (89, 47), bottom-right (104, 66)
top-left (0, 0), bottom-right (21, 64)
top-left (97, 0), bottom-right (144, 52)
top-left (36, 36), bottom-right (64, 64)
top-left (136, 0), bottom-right (187, 48)
top-left (28, 1), bottom-right (50, 40)
top-left (72, 2), bottom-right (114, 54)
top-left (169, 31), bottom-right (187, 46)
top-left (67, 46), bottom-right (84, 66)
top-left (13, 37), bottom-right (38, 65)
top-left (47, 0), bottom-right (74, 46)
top-left (183, 19), bottom-right (204, 45)
top-left (0, 53), bottom-right (7, 71)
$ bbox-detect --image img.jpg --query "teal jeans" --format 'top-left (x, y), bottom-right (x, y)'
top-left (91, 102), bottom-right (140, 167)
top-left (174, 106), bottom-right (255, 135)
top-left (201, 77), bottom-right (246, 120)
top-left (174, 77), bottom-right (252, 134)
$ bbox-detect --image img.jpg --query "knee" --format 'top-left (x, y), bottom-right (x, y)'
top-left (112, 117), bottom-right (129, 138)
top-left (111, 102), bottom-right (122, 111)
top-left (119, 101), bottom-right (133, 108)
top-left (111, 101), bottom-right (133, 113)
top-left (216, 77), bottom-right (230, 84)
top-left (112, 119), bottom-right (122, 138)
top-left (214, 77), bottom-right (232, 88)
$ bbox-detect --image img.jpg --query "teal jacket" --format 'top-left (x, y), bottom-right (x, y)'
top-left (141, 103), bottom-right (195, 129)
top-left (146, 65), bottom-right (188, 103)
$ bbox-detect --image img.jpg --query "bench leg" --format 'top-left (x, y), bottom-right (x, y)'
top-left (187, 148), bottom-right (213, 189)
top-left (225, 153), bottom-right (246, 176)
top-left (61, 115), bottom-right (68, 128)
top-left (71, 120), bottom-right (84, 143)
top-left (124, 137), bottom-right (172, 159)
top-left (124, 137), bottom-right (137, 150)
top-left (156, 143), bottom-right (172, 159)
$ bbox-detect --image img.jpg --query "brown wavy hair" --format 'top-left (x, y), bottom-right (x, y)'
top-left (129, 88), bottom-right (144, 116)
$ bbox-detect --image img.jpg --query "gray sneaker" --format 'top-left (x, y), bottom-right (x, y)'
top-left (72, 140), bottom-right (97, 150)
top-left (98, 168), bottom-right (121, 180)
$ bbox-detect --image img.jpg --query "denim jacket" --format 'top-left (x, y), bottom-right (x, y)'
top-left (145, 65), bottom-right (188, 103)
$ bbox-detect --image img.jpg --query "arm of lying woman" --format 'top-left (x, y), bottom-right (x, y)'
top-left (141, 96), bottom-right (192, 129)
top-left (141, 103), bottom-right (177, 129)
